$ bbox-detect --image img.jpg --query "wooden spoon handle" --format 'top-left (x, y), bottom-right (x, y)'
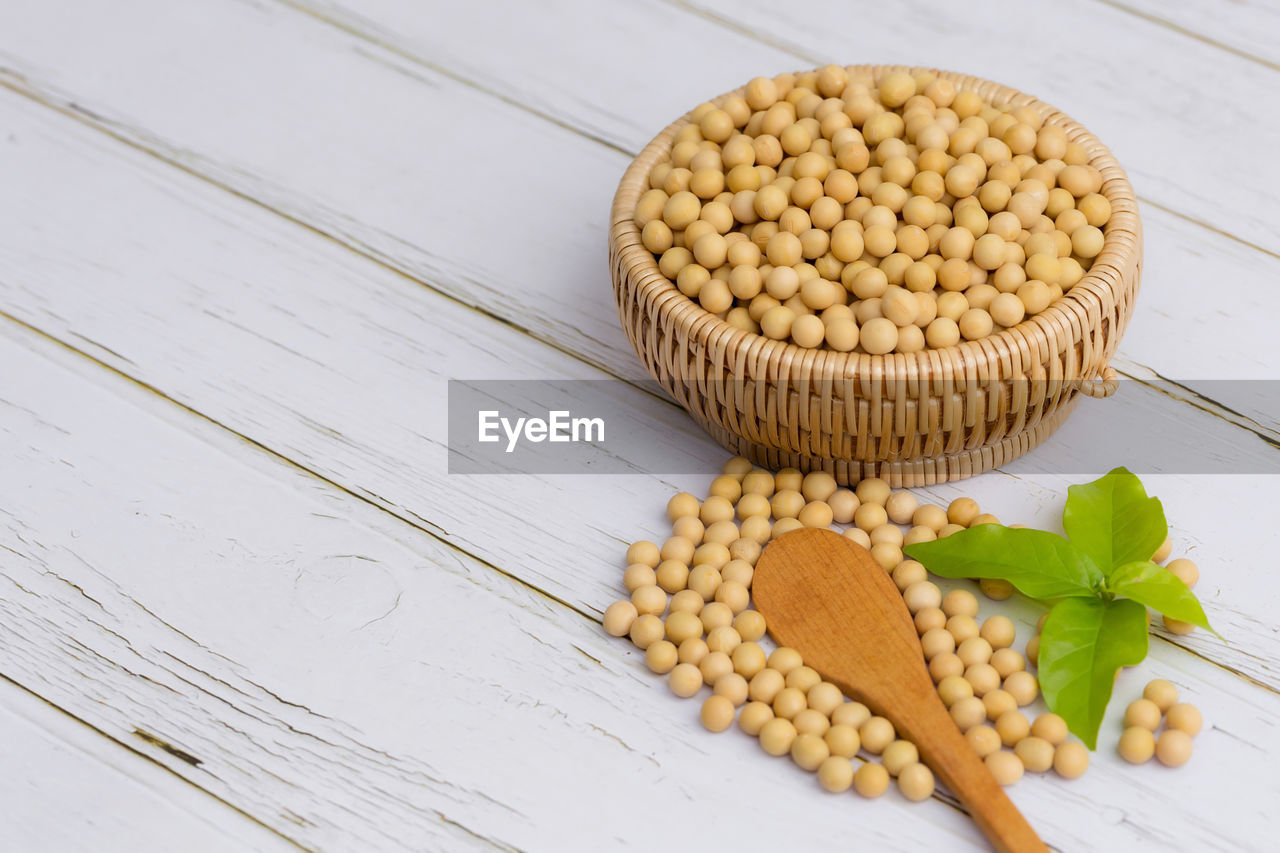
top-left (751, 529), bottom-right (1047, 852)
top-left (903, 701), bottom-right (1048, 853)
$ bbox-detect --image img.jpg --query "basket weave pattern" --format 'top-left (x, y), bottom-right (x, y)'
top-left (609, 66), bottom-right (1141, 486)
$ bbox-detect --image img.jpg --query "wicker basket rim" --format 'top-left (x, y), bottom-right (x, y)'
top-left (609, 64), bottom-right (1140, 384)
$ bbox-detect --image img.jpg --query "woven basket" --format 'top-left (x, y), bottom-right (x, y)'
top-left (609, 66), bottom-right (1141, 486)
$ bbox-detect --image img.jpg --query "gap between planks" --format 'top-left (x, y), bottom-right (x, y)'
top-left (288, 0), bottom-right (1280, 262)
top-left (0, 71), bottom-right (673, 420)
top-left (1084, 0), bottom-right (1280, 73)
top-left (0, 673), bottom-right (305, 851)
top-left (661, 0), bottom-right (1280, 74)
top-left (0, 306), bottom-right (599, 629)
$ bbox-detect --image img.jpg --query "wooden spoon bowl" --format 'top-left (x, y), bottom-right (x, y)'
top-left (753, 527), bottom-right (1048, 853)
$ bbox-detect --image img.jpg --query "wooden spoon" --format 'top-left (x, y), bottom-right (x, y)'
top-left (753, 527), bottom-right (1048, 853)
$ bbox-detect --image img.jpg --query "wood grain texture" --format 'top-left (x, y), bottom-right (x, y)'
top-left (282, 0), bottom-right (1280, 274)
top-left (0, 88), bottom-right (1273, 690)
top-left (0, 678), bottom-right (292, 852)
top-left (0, 69), bottom-right (1276, 849)
top-left (0, 0), bottom-right (1275, 435)
top-left (755, 529), bottom-right (1047, 853)
top-left (2, 315), bottom-right (1276, 851)
top-left (1091, 0), bottom-right (1280, 69)
top-left (0, 0), bottom-right (1274, 848)
top-left (0, 324), bottom-right (996, 851)
top-left (669, 0), bottom-right (1280, 256)
top-left (297, 0), bottom-right (1280, 428)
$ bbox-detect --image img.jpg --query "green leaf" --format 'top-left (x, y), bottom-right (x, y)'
top-left (1062, 467), bottom-right (1167, 573)
top-left (1110, 560), bottom-right (1216, 634)
top-left (1038, 597), bottom-right (1148, 749)
top-left (903, 526), bottom-right (1104, 600)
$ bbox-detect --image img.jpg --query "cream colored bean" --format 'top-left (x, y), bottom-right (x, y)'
top-left (979, 615), bottom-right (1016, 650)
top-left (965, 725), bottom-right (1002, 758)
top-left (1015, 736), bottom-right (1055, 772)
top-left (1143, 679), bottom-right (1179, 713)
top-left (853, 762), bottom-right (891, 798)
top-left (701, 695), bottom-right (736, 731)
top-left (894, 561), bottom-right (929, 592)
top-left (629, 614), bottom-right (666, 650)
top-left (1155, 730), bottom-right (1194, 767)
top-left (818, 756), bottom-right (856, 793)
top-left (1030, 713), bottom-right (1068, 746)
top-left (983, 689), bottom-right (1018, 722)
top-left (749, 668), bottom-right (786, 704)
top-left (1166, 702), bottom-right (1203, 737)
top-left (826, 705), bottom-right (871, 741)
top-left (1166, 558), bottom-right (1199, 588)
top-left (1053, 741), bottom-right (1089, 779)
top-left (942, 589), bottom-right (979, 618)
top-left (986, 751), bottom-right (1024, 786)
top-left (669, 663), bottom-right (704, 698)
top-left (995, 710), bottom-right (1030, 747)
top-left (1003, 671), bottom-right (1039, 706)
top-left (678, 637), bottom-right (709, 666)
top-left (1118, 726), bottom-right (1155, 764)
top-left (990, 648), bottom-right (1025, 679)
top-left (947, 615), bottom-right (980, 644)
top-left (733, 610), bottom-right (767, 643)
top-left (759, 717), bottom-right (799, 756)
top-left (904, 581), bottom-right (942, 613)
top-left (881, 740), bottom-right (919, 777)
top-left (898, 763), bottom-right (935, 801)
top-left (1124, 698), bottom-right (1162, 731)
top-left (859, 716), bottom-right (896, 754)
top-left (965, 663), bottom-right (1001, 697)
top-left (739, 701), bottom-right (775, 736)
top-left (793, 708), bottom-right (831, 737)
top-left (824, 724), bottom-right (862, 758)
top-left (622, 564), bottom-right (657, 593)
top-left (714, 672), bottom-right (750, 706)
top-left (929, 653), bottom-right (965, 684)
top-left (786, 665), bottom-right (823, 694)
top-left (791, 733), bottom-right (831, 771)
top-left (950, 696), bottom-right (987, 732)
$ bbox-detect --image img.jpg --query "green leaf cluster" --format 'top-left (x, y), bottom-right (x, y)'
top-left (903, 468), bottom-right (1215, 749)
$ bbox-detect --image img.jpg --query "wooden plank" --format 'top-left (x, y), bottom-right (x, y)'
top-left (0, 0), bottom-right (1275, 435)
top-left (1093, 0), bottom-right (1280, 69)
top-left (1, 316), bottom-right (1276, 852)
top-left (285, 0), bottom-right (1280, 430)
top-left (670, 0), bottom-right (1280, 258)
top-left (281, 0), bottom-right (1280, 255)
top-left (277, 0), bottom-right (794, 152)
top-left (0, 322), bottom-right (991, 850)
top-left (0, 678), bottom-right (293, 852)
top-left (0, 83), bottom-right (1273, 689)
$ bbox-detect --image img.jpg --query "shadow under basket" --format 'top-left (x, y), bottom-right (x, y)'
top-left (609, 65), bottom-right (1142, 486)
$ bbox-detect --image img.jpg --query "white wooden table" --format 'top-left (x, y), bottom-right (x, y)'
top-left (1, 1), bottom-right (1276, 849)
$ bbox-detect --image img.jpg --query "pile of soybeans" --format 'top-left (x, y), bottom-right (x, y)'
top-left (603, 457), bottom-right (1203, 802)
top-left (633, 67), bottom-right (1113, 354)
